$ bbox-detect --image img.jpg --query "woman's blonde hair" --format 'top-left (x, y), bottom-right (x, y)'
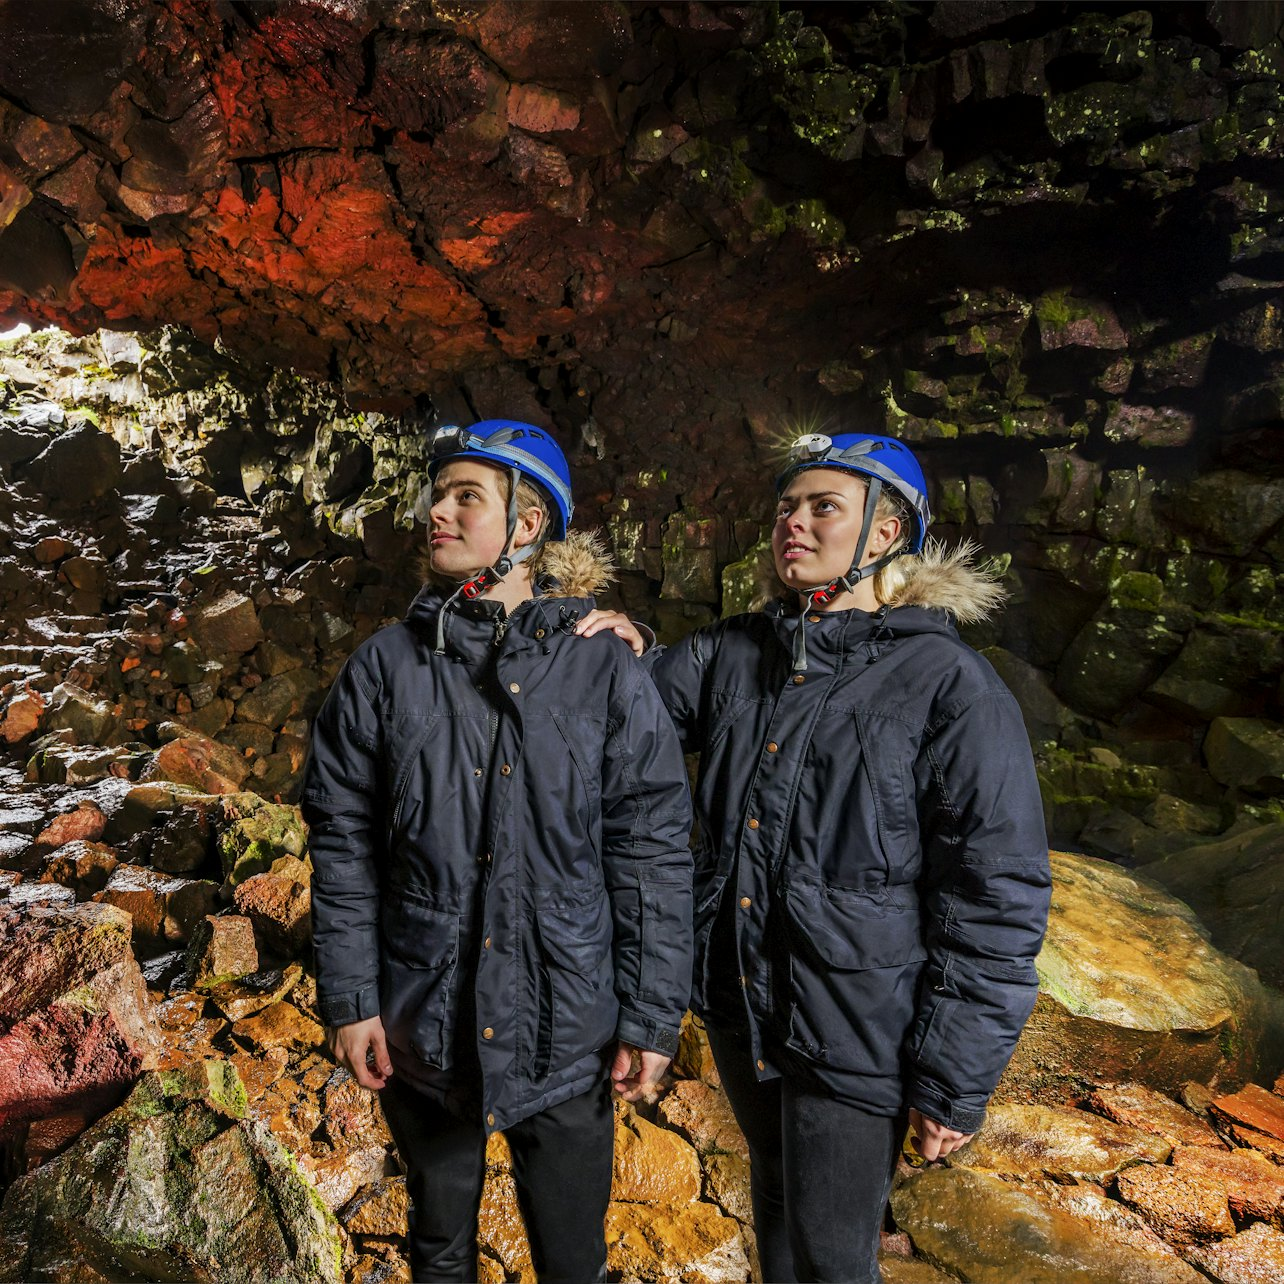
top-left (868, 484), bottom-right (917, 604)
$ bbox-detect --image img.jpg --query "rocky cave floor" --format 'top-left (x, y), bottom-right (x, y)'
top-left (1, 373), bottom-right (1284, 1282)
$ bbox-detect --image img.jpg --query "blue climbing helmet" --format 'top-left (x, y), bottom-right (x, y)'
top-left (427, 419), bottom-right (573, 540)
top-left (775, 432), bottom-right (932, 672)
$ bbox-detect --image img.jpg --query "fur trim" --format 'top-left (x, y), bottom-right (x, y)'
top-left (882, 539), bottom-right (1007, 622)
top-left (414, 528), bottom-right (615, 599)
top-left (754, 537), bottom-right (1006, 622)
top-left (540, 529), bottom-right (616, 598)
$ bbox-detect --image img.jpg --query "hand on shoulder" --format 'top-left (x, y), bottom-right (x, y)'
top-left (573, 609), bottom-right (648, 657)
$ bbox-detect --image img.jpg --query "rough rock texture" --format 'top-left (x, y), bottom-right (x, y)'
top-left (998, 851), bottom-right (1283, 1104)
top-left (0, 900), bottom-right (158, 1139)
top-left (0, 1061), bottom-right (344, 1284)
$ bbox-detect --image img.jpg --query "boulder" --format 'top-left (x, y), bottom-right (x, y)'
top-left (1114, 1164), bottom-right (1237, 1244)
top-left (0, 1062), bottom-right (343, 1284)
top-left (188, 591), bottom-right (264, 656)
top-left (998, 852), bottom-right (1282, 1106)
top-left (216, 796), bottom-right (307, 888)
top-left (952, 1102), bottom-right (1171, 1181)
top-left (1203, 718), bottom-right (1284, 791)
top-left (1187, 1222), bottom-right (1284, 1283)
top-left (0, 901), bottom-right (158, 1141)
top-left (1088, 1083), bottom-right (1227, 1151)
top-left (187, 914), bottom-right (260, 989)
top-left (37, 838), bottom-right (119, 898)
top-left (1137, 823), bottom-right (1284, 987)
top-left (656, 1078), bottom-right (749, 1159)
top-left (41, 682), bottom-right (118, 744)
top-left (1208, 1082), bottom-right (1284, 1141)
top-left (94, 864), bottom-right (220, 951)
top-left (20, 421), bottom-right (122, 502)
top-left (605, 1201), bottom-right (750, 1284)
top-left (32, 800), bottom-right (106, 849)
top-left (0, 687), bottom-right (45, 743)
top-left (892, 1166), bottom-right (1204, 1284)
top-left (231, 858), bottom-right (311, 954)
top-left (612, 1107), bottom-right (702, 1206)
top-left (142, 729), bottom-right (250, 794)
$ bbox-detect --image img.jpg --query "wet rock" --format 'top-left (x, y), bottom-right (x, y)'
top-left (952, 1102), bottom-right (1171, 1180)
top-left (143, 728), bottom-right (250, 794)
top-left (42, 682), bottom-right (118, 744)
top-left (1104, 404), bottom-right (1197, 449)
top-left (982, 647), bottom-right (1074, 743)
top-left (94, 864), bottom-right (220, 950)
top-left (999, 852), bottom-right (1278, 1106)
top-left (340, 1177), bottom-right (408, 1237)
top-left (0, 1061), bottom-right (343, 1284)
top-left (1170, 1144), bottom-right (1284, 1221)
top-left (187, 914), bottom-right (260, 989)
top-left (612, 1107), bottom-right (702, 1205)
top-left (655, 1078), bottom-right (748, 1159)
top-left (149, 803), bottom-right (214, 873)
top-left (230, 862), bottom-right (311, 954)
top-left (1209, 1082), bottom-right (1284, 1141)
top-left (216, 796), bottom-right (307, 887)
top-left (206, 964), bottom-right (301, 1023)
top-left (605, 1200), bottom-right (750, 1284)
top-left (0, 901), bottom-right (158, 1140)
top-left (478, 1164), bottom-right (534, 1280)
top-left (1034, 292), bottom-right (1128, 351)
top-left (229, 1000), bottom-right (324, 1054)
top-left (33, 799), bottom-right (106, 849)
top-left (298, 1144), bottom-right (390, 1214)
top-left (703, 1150), bottom-right (752, 1223)
top-left (36, 838), bottom-right (119, 898)
top-left (189, 591), bottom-right (264, 657)
top-left (1203, 718), bottom-right (1284, 791)
top-left (0, 687), bottom-right (45, 743)
top-left (1114, 1163), bottom-right (1237, 1244)
top-left (1088, 1083), bottom-right (1228, 1151)
top-left (673, 1010), bottom-right (718, 1083)
top-left (892, 1166), bottom-right (1204, 1283)
top-left (1187, 1221), bottom-right (1284, 1284)
top-left (1138, 823), bottom-right (1284, 987)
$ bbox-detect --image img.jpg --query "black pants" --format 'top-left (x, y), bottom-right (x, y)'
top-left (379, 1076), bottom-right (614, 1284)
top-left (706, 1024), bottom-right (904, 1284)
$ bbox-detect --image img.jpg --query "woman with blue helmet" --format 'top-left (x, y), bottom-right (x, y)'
top-left (303, 419), bottom-right (694, 1282)
top-left (580, 431), bottom-right (1050, 1283)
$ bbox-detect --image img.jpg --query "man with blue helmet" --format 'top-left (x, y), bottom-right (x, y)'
top-left (579, 431), bottom-right (1050, 1283)
top-left (303, 420), bottom-right (694, 1283)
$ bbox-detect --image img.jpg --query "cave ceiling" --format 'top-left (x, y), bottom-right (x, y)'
top-left (0, 0), bottom-right (1282, 506)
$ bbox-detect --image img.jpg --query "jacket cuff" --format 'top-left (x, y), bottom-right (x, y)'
top-left (316, 985), bottom-right (381, 1028)
top-left (906, 1078), bottom-right (988, 1135)
top-left (616, 1010), bottom-right (680, 1058)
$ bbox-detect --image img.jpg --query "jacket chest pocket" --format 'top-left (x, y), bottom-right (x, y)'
top-left (853, 713), bottom-right (918, 873)
top-left (530, 893), bottom-right (617, 1082)
top-left (380, 897), bottom-right (460, 1068)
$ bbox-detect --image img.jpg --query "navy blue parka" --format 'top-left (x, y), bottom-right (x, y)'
top-left (302, 534), bottom-right (695, 1131)
top-left (647, 549), bottom-right (1051, 1132)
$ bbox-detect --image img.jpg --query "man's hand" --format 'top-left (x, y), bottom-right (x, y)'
top-left (574, 609), bottom-right (647, 657)
top-left (907, 1107), bottom-right (973, 1162)
top-left (610, 1041), bottom-right (670, 1102)
top-left (326, 1015), bottom-right (393, 1091)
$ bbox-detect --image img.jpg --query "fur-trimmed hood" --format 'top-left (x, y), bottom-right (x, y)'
top-left (412, 528), bottom-right (616, 602)
top-left (757, 538), bottom-right (1006, 624)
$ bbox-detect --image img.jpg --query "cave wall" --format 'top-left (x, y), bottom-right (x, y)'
top-left (1, 1), bottom-right (1284, 853)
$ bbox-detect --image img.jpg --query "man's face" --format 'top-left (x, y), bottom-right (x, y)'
top-left (427, 458), bottom-right (511, 579)
top-left (772, 466), bottom-right (870, 590)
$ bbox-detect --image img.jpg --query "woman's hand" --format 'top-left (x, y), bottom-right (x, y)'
top-left (574, 609), bottom-right (648, 657)
top-left (610, 1041), bottom-right (670, 1102)
top-left (907, 1107), bottom-right (973, 1161)
top-left (327, 1015), bottom-right (393, 1091)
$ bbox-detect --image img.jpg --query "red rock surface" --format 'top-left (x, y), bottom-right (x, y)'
top-left (1210, 1083), bottom-right (1284, 1142)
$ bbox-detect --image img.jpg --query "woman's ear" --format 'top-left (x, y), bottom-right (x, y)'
top-left (513, 504), bottom-right (545, 549)
top-left (868, 514), bottom-right (902, 559)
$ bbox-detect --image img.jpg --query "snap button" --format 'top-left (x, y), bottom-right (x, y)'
top-left (509, 682), bottom-right (520, 693)
top-left (500, 763), bottom-right (512, 776)
top-left (740, 896), bottom-right (751, 909)
top-left (766, 742), bottom-right (778, 753)
top-left (747, 818), bottom-right (759, 830)
top-left (487, 1112), bottom-right (496, 1126)
top-left (756, 1059), bottom-right (766, 1071)
top-left (535, 629), bottom-right (545, 638)
top-left (483, 1027), bottom-right (494, 1040)
top-left (474, 767), bottom-right (483, 777)
top-left (792, 674), bottom-right (805, 685)
top-left (808, 614), bottom-right (821, 623)
top-left (484, 936), bottom-right (492, 949)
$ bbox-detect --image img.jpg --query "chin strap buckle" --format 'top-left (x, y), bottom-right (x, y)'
top-left (461, 568), bottom-right (500, 600)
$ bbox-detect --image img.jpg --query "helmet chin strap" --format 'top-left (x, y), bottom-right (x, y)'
top-left (791, 477), bottom-right (904, 672)
top-left (435, 467), bottom-right (538, 654)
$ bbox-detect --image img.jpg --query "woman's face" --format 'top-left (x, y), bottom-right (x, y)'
top-left (427, 459), bottom-right (514, 578)
top-left (772, 466), bottom-right (877, 591)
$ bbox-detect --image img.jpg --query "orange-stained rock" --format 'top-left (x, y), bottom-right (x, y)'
top-left (479, 1165), bottom-right (534, 1282)
top-left (1187, 1221), bottom-right (1284, 1283)
top-left (33, 801), bottom-right (105, 850)
top-left (206, 963), bottom-right (302, 1022)
top-left (1170, 1144), bottom-right (1284, 1221)
top-left (952, 1102), bottom-right (1171, 1180)
top-left (230, 999), bottom-right (324, 1054)
top-left (656, 1077), bottom-right (748, 1159)
top-left (673, 1010), bottom-right (718, 1083)
top-left (1090, 1082), bottom-right (1229, 1151)
top-left (1033, 1180), bottom-right (1190, 1259)
top-left (0, 687), bottom-right (46, 743)
top-left (1230, 1124), bottom-right (1284, 1162)
top-left (232, 864), bottom-right (310, 953)
top-left (1210, 1083), bottom-right (1284, 1143)
top-left (188, 914), bottom-right (260, 988)
top-left (36, 839), bottom-right (118, 898)
top-left (298, 1144), bottom-right (390, 1213)
top-left (1114, 1164), bottom-right (1236, 1244)
top-left (704, 1150), bottom-right (753, 1224)
top-left (612, 1106), bottom-right (702, 1206)
top-left (605, 1200), bottom-right (750, 1283)
top-left (143, 734), bottom-right (246, 794)
top-left (341, 1176), bottom-right (408, 1237)
top-left (94, 864), bottom-right (219, 949)
top-left (322, 1067), bottom-right (392, 1151)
